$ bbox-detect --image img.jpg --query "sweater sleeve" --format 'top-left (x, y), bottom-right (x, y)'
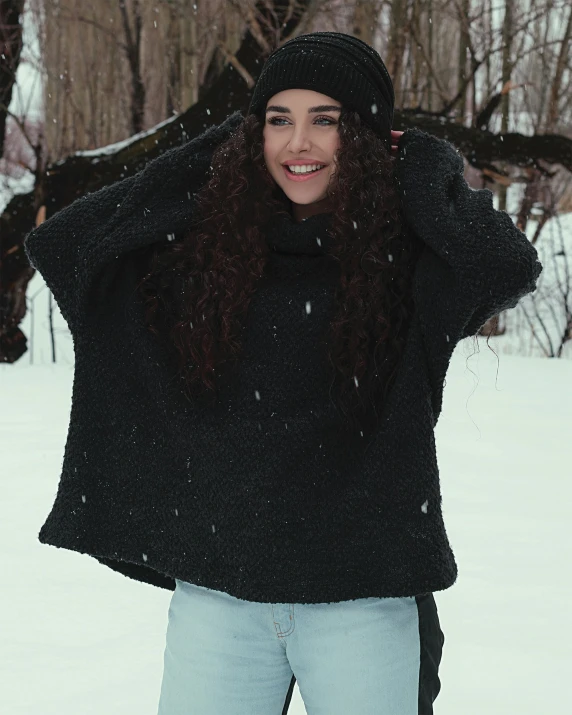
top-left (23, 111), bottom-right (243, 330)
top-left (394, 127), bottom-right (542, 340)
top-left (24, 175), bottom-right (135, 330)
top-left (394, 128), bottom-right (543, 416)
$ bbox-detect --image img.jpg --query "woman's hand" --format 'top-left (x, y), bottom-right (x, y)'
top-left (390, 129), bottom-right (404, 156)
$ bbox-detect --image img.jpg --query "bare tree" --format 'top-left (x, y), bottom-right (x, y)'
top-left (456, 0), bottom-right (470, 122)
top-left (0, 0), bottom-right (25, 154)
top-left (0, 0), bottom-right (39, 363)
top-left (497, 0), bottom-right (514, 213)
top-left (352, 0), bottom-right (378, 46)
top-left (119, 0), bottom-right (145, 134)
top-left (545, 4), bottom-right (572, 133)
top-left (386, 0), bottom-right (409, 100)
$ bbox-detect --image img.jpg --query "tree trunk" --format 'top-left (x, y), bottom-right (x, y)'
top-left (457, 0), bottom-right (470, 123)
top-left (535, 1), bottom-right (553, 129)
top-left (546, 5), bottom-right (572, 133)
top-left (426, 0), bottom-right (433, 111)
top-left (387, 0), bottom-right (407, 101)
top-left (408, 0), bottom-right (422, 109)
top-left (497, 0), bottom-right (513, 213)
top-left (352, 0), bottom-right (377, 47)
top-left (0, 0), bottom-right (25, 156)
top-left (479, 0), bottom-right (515, 338)
top-left (119, 0), bottom-right (146, 135)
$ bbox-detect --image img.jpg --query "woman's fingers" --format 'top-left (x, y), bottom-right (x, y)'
top-left (390, 129), bottom-right (404, 155)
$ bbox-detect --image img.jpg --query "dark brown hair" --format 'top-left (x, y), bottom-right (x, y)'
top-left (137, 109), bottom-right (424, 428)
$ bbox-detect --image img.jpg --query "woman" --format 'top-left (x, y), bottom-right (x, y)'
top-left (24, 32), bottom-right (541, 715)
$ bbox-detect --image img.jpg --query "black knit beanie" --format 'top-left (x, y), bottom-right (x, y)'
top-left (248, 31), bottom-right (395, 146)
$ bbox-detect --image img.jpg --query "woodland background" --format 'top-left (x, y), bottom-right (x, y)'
top-left (1, 0), bottom-right (572, 364)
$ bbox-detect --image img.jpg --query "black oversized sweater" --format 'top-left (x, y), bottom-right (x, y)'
top-left (24, 111), bottom-right (542, 603)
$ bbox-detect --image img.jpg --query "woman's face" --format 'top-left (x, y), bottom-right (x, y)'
top-left (263, 89), bottom-right (341, 215)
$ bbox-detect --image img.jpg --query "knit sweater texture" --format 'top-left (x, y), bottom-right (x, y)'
top-left (24, 111), bottom-right (542, 603)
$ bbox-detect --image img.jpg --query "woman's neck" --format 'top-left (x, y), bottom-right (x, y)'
top-left (291, 196), bottom-right (334, 222)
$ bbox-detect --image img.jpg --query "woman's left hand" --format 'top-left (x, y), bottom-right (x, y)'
top-left (390, 129), bottom-right (404, 155)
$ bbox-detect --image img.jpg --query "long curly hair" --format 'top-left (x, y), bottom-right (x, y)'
top-left (136, 109), bottom-right (424, 428)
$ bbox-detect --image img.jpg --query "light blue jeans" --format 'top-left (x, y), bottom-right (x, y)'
top-left (157, 579), bottom-right (444, 714)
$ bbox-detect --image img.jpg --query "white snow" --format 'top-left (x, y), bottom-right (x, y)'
top-left (1, 341), bottom-right (570, 714)
top-left (70, 113), bottom-right (180, 162)
top-left (0, 170), bottom-right (36, 215)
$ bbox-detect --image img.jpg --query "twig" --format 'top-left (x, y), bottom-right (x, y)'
top-left (216, 42), bottom-right (255, 88)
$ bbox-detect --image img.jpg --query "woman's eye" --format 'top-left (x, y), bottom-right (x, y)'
top-left (267, 116), bottom-right (337, 126)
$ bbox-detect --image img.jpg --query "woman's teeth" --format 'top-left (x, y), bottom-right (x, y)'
top-left (286, 164), bottom-right (325, 174)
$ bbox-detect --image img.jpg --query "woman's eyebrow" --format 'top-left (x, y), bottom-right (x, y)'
top-left (265, 105), bottom-right (342, 114)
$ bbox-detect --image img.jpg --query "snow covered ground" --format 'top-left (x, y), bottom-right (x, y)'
top-left (1, 340), bottom-right (570, 714)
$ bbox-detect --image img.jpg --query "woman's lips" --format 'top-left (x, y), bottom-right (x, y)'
top-left (282, 165), bottom-right (327, 182)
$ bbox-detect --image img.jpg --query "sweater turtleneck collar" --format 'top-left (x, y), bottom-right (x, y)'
top-left (265, 211), bottom-right (334, 256)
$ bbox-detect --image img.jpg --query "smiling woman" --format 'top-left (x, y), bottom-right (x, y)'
top-left (23, 28), bottom-right (542, 715)
top-left (130, 37), bottom-right (437, 710)
top-left (263, 90), bottom-right (342, 220)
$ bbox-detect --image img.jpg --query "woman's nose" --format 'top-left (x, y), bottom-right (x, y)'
top-left (287, 126), bottom-right (312, 153)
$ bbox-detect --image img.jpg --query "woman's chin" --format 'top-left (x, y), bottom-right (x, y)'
top-left (282, 188), bottom-right (329, 206)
